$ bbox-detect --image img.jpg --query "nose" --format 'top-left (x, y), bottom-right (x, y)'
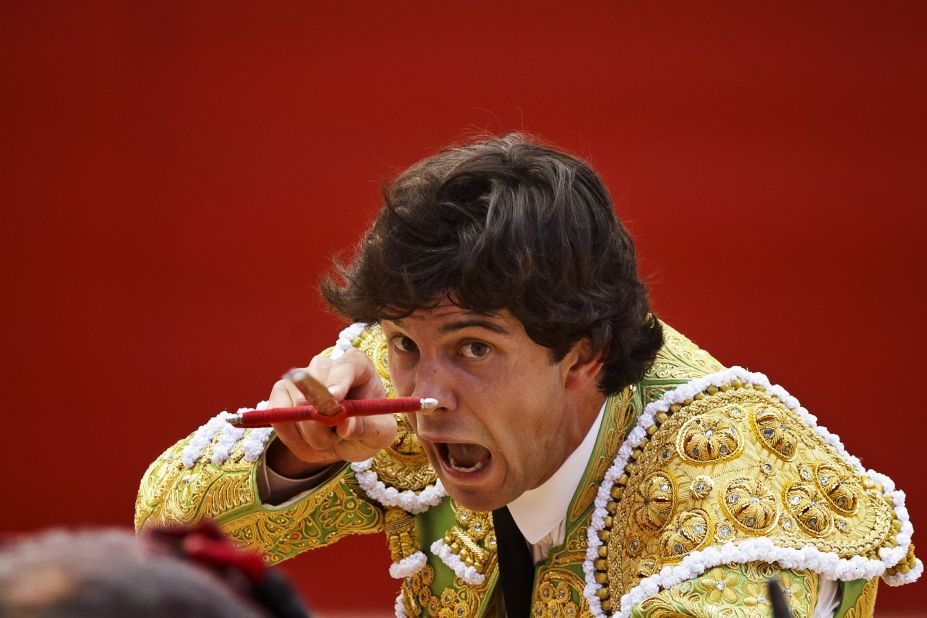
top-left (411, 356), bottom-right (456, 415)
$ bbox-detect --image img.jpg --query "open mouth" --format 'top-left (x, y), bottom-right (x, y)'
top-left (436, 442), bottom-right (492, 473)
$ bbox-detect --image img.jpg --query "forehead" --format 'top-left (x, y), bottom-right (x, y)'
top-left (385, 302), bottom-right (519, 334)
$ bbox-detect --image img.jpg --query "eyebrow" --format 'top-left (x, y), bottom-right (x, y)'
top-left (388, 316), bottom-right (512, 336)
top-left (437, 319), bottom-right (511, 336)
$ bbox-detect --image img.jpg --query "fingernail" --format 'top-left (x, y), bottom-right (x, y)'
top-left (285, 369), bottom-right (307, 382)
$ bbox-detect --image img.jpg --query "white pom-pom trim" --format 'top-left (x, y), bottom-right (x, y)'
top-left (211, 420), bottom-right (246, 465)
top-left (389, 551), bottom-right (427, 579)
top-left (181, 412), bottom-right (234, 468)
top-left (242, 426), bottom-right (274, 462)
top-left (394, 591), bottom-right (409, 618)
top-left (351, 459), bottom-right (445, 514)
top-left (430, 539), bottom-right (485, 585)
top-left (330, 322), bottom-right (367, 359)
top-left (581, 366), bottom-right (920, 618)
top-left (882, 558), bottom-right (923, 587)
top-left (179, 401), bottom-right (274, 468)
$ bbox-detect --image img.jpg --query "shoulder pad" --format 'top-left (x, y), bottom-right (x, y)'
top-left (585, 367), bottom-right (919, 617)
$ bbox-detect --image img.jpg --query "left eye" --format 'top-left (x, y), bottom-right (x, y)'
top-left (460, 342), bottom-right (491, 359)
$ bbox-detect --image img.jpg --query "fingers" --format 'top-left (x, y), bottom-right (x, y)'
top-left (337, 414), bottom-right (397, 447)
top-left (269, 377), bottom-right (339, 464)
top-left (326, 348), bottom-right (387, 402)
top-left (265, 349), bottom-right (390, 466)
top-left (285, 369), bottom-right (340, 416)
top-left (269, 379), bottom-right (307, 408)
top-left (276, 415), bottom-right (395, 465)
top-left (272, 422), bottom-right (337, 464)
top-left (333, 414), bottom-right (398, 461)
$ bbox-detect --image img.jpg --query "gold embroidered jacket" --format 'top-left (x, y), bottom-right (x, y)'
top-left (136, 323), bottom-right (920, 617)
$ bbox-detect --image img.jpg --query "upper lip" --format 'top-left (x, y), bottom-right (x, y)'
top-left (416, 433), bottom-right (472, 445)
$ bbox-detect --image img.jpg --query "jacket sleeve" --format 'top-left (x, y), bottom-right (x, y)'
top-left (135, 323), bottom-right (398, 562)
top-left (134, 418), bottom-right (384, 564)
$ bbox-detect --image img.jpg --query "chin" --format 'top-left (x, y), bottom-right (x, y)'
top-left (444, 488), bottom-right (508, 513)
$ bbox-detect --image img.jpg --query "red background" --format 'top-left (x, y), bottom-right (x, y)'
top-left (2, 2), bottom-right (924, 614)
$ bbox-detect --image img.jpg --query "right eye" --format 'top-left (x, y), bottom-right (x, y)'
top-left (391, 335), bottom-right (418, 353)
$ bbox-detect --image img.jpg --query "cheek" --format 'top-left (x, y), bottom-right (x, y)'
top-left (387, 364), bottom-right (414, 397)
top-left (499, 379), bottom-right (564, 451)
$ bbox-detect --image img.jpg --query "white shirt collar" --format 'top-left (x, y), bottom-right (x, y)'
top-left (506, 403), bottom-right (605, 544)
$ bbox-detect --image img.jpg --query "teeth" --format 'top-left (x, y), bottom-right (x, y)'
top-left (448, 454), bottom-right (486, 473)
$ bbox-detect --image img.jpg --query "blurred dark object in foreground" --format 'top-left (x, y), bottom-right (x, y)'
top-left (0, 523), bottom-right (309, 618)
top-left (768, 577), bottom-right (794, 618)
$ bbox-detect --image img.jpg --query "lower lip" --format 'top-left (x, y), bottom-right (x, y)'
top-left (437, 449), bottom-right (494, 484)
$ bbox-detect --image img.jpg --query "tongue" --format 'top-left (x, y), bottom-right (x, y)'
top-left (446, 443), bottom-right (490, 471)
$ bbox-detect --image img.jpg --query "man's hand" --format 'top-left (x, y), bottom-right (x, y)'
top-left (265, 348), bottom-right (397, 477)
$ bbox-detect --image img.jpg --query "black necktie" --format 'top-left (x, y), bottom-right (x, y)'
top-left (491, 507), bottom-right (535, 618)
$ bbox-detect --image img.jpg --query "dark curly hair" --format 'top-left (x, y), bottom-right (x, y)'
top-left (321, 133), bottom-right (663, 395)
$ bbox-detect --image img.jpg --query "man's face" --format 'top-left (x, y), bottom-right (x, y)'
top-left (382, 303), bottom-right (590, 512)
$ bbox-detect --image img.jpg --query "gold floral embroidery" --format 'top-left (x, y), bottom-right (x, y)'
top-left (784, 482), bottom-right (833, 537)
top-left (632, 563), bottom-right (818, 618)
top-left (400, 564), bottom-right (494, 618)
top-left (136, 436), bottom-right (384, 564)
top-left (371, 414), bottom-right (439, 491)
top-left (814, 463), bottom-right (859, 516)
top-left (569, 388), bottom-right (638, 523)
top-left (689, 475), bottom-right (714, 500)
top-left (532, 567), bottom-right (589, 618)
top-left (353, 323), bottom-right (393, 390)
top-left (701, 567), bottom-right (741, 604)
top-left (647, 324), bottom-right (726, 381)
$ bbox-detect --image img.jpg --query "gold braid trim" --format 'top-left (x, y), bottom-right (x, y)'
top-left (385, 506), bottom-right (422, 564)
top-left (441, 504), bottom-right (497, 576)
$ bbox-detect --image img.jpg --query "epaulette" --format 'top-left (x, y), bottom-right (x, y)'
top-left (583, 367), bottom-right (919, 618)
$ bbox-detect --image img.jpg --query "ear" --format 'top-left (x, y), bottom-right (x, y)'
top-left (562, 337), bottom-right (605, 391)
